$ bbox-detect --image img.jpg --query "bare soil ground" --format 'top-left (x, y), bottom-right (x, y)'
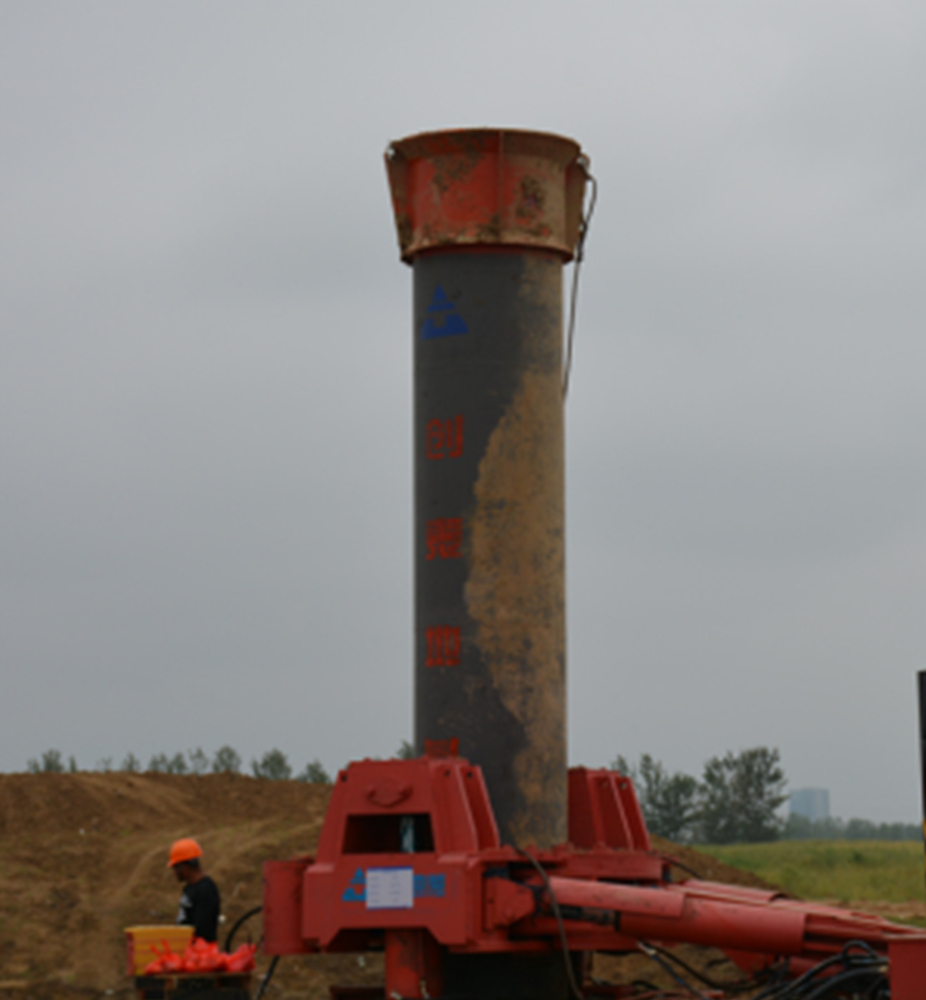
top-left (0, 772), bottom-right (375, 1000)
top-left (0, 772), bottom-right (879, 1000)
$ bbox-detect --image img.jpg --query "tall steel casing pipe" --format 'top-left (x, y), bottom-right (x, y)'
top-left (386, 130), bottom-right (588, 848)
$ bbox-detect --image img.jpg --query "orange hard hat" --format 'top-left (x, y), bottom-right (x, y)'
top-left (168, 837), bottom-right (203, 868)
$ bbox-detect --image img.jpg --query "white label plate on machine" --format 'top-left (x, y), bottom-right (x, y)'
top-left (365, 867), bottom-right (414, 909)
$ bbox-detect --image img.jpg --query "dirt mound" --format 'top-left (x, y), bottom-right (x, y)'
top-left (649, 835), bottom-right (779, 892)
top-left (0, 772), bottom-right (339, 1000)
top-left (0, 773), bottom-right (778, 1000)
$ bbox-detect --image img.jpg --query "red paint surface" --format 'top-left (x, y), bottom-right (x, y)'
top-left (386, 129), bottom-right (587, 262)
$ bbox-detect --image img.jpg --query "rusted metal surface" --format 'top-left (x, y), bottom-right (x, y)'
top-left (465, 361), bottom-right (566, 849)
top-left (390, 126), bottom-right (576, 997)
top-left (386, 129), bottom-right (587, 262)
top-left (412, 250), bottom-right (566, 849)
top-left (385, 128), bottom-right (585, 851)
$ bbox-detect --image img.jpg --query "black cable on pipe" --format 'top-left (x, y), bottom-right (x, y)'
top-left (562, 159), bottom-right (597, 400)
top-left (516, 849), bottom-right (585, 1000)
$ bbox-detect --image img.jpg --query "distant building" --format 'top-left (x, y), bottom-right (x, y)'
top-left (790, 788), bottom-right (830, 822)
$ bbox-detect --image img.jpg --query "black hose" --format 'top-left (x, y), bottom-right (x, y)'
top-left (254, 954), bottom-right (280, 1000)
top-left (516, 849), bottom-right (585, 1000)
top-left (751, 941), bottom-right (888, 1000)
top-left (222, 906), bottom-right (280, 1000)
top-left (657, 854), bottom-right (703, 880)
top-left (802, 968), bottom-right (886, 1000)
top-left (224, 905), bottom-right (263, 953)
top-left (642, 942), bottom-right (763, 994)
top-left (637, 942), bottom-right (710, 1000)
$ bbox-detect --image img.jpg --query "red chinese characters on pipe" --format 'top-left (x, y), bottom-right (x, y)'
top-left (425, 626), bottom-right (461, 667)
top-left (426, 518), bottom-right (463, 560)
top-left (425, 416), bottom-right (463, 460)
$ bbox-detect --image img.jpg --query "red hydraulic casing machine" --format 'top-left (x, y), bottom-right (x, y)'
top-left (265, 757), bottom-right (926, 999)
top-left (262, 130), bottom-right (926, 999)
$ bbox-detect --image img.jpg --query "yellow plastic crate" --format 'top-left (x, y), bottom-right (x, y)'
top-left (125, 925), bottom-right (193, 976)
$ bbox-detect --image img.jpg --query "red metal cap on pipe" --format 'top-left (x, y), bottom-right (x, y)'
top-left (385, 128), bottom-right (588, 263)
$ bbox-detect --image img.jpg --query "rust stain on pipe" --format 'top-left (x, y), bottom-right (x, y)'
top-left (464, 260), bottom-right (566, 846)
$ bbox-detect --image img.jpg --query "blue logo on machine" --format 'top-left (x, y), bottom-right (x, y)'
top-left (414, 873), bottom-right (446, 898)
top-left (342, 867), bottom-right (366, 902)
top-left (420, 285), bottom-right (468, 340)
top-left (341, 868), bottom-right (446, 902)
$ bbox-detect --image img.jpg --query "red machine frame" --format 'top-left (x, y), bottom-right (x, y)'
top-left (263, 757), bottom-right (926, 999)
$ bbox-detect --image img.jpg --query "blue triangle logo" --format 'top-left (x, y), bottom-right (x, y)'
top-left (342, 867), bottom-right (366, 902)
top-left (421, 285), bottom-right (468, 340)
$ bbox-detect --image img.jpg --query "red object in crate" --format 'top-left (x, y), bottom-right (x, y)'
top-left (144, 938), bottom-right (256, 976)
top-left (263, 757), bottom-right (926, 997)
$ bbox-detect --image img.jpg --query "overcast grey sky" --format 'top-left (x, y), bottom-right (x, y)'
top-left (2, 3), bottom-right (925, 822)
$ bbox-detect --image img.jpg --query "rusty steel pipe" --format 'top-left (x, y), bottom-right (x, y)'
top-left (387, 129), bottom-right (588, 850)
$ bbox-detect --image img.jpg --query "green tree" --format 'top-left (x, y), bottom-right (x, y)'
top-left (297, 759), bottom-right (332, 784)
top-left (187, 748), bottom-right (210, 775)
top-left (397, 740), bottom-right (415, 760)
top-left (252, 749), bottom-right (292, 781)
top-left (121, 753), bottom-right (140, 773)
top-left (638, 754), bottom-right (699, 843)
top-left (212, 746), bottom-right (242, 774)
top-left (146, 752), bottom-right (186, 774)
top-left (611, 754), bottom-right (634, 778)
top-left (612, 754), bottom-right (698, 843)
top-left (698, 747), bottom-right (787, 844)
top-left (27, 749), bottom-right (66, 773)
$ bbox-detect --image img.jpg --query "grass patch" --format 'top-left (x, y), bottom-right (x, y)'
top-left (698, 840), bottom-right (926, 903)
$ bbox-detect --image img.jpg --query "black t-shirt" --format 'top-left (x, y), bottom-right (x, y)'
top-left (177, 875), bottom-right (221, 943)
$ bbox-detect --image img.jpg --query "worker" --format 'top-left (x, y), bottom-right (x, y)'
top-left (168, 837), bottom-right (221, 943)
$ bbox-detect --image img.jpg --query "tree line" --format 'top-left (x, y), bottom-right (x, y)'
top-left (614, 746), bottom-right (788, 845)
top-left (25, 746), bottom-right (333, 783)
top-left (615, 748), bottom-right (921, 844)
top-left (784, 814), bottom-right (920, 842)
top-left (25, 744), bottom-right (919, 843)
